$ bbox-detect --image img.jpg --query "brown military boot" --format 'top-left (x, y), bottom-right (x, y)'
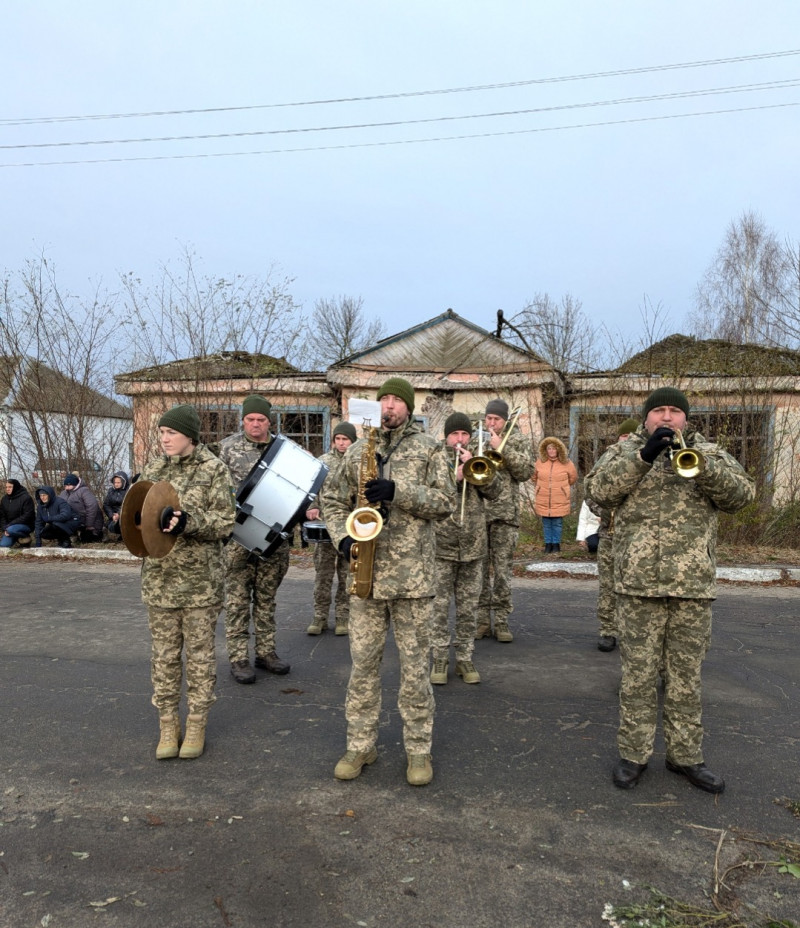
top-left (306, 618), bottom-right (327, 635)
top-left (255, 650), bottom-right (290, 674)
top-left (334, 619), bottom-right (349, 636)
top-left (155, 714), bottom-right (180, 760)
top-left (474, 622), bottom-right (492, 640)
top-left (494, 621), bottom-right (513, 643)
top-left (179, 713), bottom-right (207, 759)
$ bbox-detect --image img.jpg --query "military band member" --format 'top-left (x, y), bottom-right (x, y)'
top-left (322, 377), bottom-right (455, 786)
top-left (217, 395), bottom-right (292, 685)
top-left (305, 421), bottom-right (357, 636)
top-left (140, 404), bottom-right (236, 760)
top-left (476, 399), bottom-right (535, 642)
top-left (430, 413), bottom-right (501, 686)
top-left (586, 387), bottom-right (754, 793)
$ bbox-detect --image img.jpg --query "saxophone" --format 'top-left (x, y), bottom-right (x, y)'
top-left (345, 425), bottom-right (384, 598)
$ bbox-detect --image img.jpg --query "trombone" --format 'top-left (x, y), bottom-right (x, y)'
top-left (669, 429), bottom-right (706, 479)
top-left (485, 406), bottom-right (522, 469)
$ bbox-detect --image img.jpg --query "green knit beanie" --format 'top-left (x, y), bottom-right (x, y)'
top-left (376, 377), bottom-right (415, 413)
top-left (242, 395), bottom-right (272, 419)
top-left (642, 387), bottom-right (690, 419)
top-left (158, 404), bottom-right (201, 443)
top-left (444, 412), bottom-right (472, 437)
top-left (617, 417), bottom-right (640, 436)
top-left (332, 421), bottom-right (357, 442)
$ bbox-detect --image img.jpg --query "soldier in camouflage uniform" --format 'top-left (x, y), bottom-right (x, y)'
top-left (304, 421), bottom-right (356, 636)
top-left (322, 377), bottom-right (455, 786)
top-left (140, 405), bottom-right (236, 761)
top-left (586, 387), bottom-right (754, 793)
top-left (591, 417), bottom-right (640, 653)
top-left (217, 395), bottom-right (292, 685)
top-left (476, 399), bottom-right (535, 643)
top-left (430, 412), bottom-right (501, 686)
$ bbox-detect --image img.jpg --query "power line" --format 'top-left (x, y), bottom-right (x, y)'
top-left (2, 100), bottom-right (796, 169)
top-left (1, 78), bottom-right (798, 151)
top-left (1, 48), bottom-right (798, 127)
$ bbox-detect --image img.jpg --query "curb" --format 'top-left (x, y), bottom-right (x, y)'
top-left (524, 560), bottom-right (800, 585)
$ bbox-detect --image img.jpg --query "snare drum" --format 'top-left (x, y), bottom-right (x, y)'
top-left (232, 436), bottom-right (328, 559)
top-left (302, 520), bottom-right (331, 544)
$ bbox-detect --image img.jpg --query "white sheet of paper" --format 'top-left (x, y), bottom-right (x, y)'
top-left (348, 399), bottom-right (382, 429)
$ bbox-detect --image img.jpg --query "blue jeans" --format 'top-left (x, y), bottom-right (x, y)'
top-left (542, 517), bottom-right (563, 545)
top-left (1, 524), bottom-right (33, 547)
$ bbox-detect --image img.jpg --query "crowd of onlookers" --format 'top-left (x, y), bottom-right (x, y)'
top-left (0, 471), bottom-right (131, 549)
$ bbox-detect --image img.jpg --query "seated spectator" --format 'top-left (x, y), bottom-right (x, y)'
top-left (35, 486), bottom-right (82, 548)
top-left (0, 479), bottom-right (36, 547)
top-left (103, 471), bottom-right (130, 540)
top-left (59, 473), bottom-right (104, 544)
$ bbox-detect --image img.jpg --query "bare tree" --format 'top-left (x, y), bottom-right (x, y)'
top-left (309, 295), bottom-right (386, 366)
top-left (508, 292), bottom-right (601, 373)
top-left (690, 211), bottom-right (789, 345)
top-left (118, 248), bottom-right (307, 370)
top-left (0, 256), bottom-right (131, 493)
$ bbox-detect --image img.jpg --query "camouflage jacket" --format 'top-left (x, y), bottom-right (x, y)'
top-left (482, 428), bottom-right (535, 526)
top-left (140, 444), bottom-right (236, 609)
top-left (434, 441), bottom-right (502, 562)
top-left (310, 448), bottom-right (348, 516)
top-left (216, 430), bottom-right (272, 487)
top-left (585, 425), bottom-right (755, 599)
top-left (321, 418), bottom-right (455, 600)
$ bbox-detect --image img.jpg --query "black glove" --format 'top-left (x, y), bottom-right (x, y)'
top-left (364, 478), bottom-right (395, 504)
top-left (339, 536), bottom-right (354, 562)
top-left (640, 427), bottom-right (675, 464)
top-left (160, 506), bottom-right (188, 535)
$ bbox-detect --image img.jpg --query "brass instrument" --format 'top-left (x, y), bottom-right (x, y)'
top-left (669, 429), bottom-right (706, 479)
top-left (345, 424), bottom-right (384, 598)
top-left (484, 406), bottom-right (522, 469)
top-left (462, 422), bottom-right (497, 487)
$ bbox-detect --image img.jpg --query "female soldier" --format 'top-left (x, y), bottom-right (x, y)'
top-left (139, 405), bottom-right (235, 760)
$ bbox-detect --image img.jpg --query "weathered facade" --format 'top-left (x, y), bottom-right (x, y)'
top-left (115, 311), bottom-right (563, 470)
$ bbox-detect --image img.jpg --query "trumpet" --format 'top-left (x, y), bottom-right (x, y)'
top-left (485, 406), bottom-right (522, 469)
top-left (462, 422), bottom-right (497, 487)
top-left (669, 429), bottom-right (706, 479)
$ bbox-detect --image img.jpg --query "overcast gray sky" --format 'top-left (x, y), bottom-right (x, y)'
top-left (4, 1), bottom-right (799, 345)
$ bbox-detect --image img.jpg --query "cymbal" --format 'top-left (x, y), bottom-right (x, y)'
top-left (119, 480), bottom-right (180, 559)
top-left (120, 480), bottom-right (153, 557)
top-left (141, 481), bottom-right (180, 559)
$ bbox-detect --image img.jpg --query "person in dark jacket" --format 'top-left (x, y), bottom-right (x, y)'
top-left (103, 471), bottom-right (130, 539)
top-left (0, 479), bottom-right (36, 547)
top-left (34, 486), bottom-right (82, 548)
top-left (59, 474), bottom-right (104, 544)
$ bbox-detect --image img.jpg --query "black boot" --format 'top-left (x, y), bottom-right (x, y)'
top-left (553, 543), bottom-right (561, 554)
top-left (544, 543), bottom-right (553, 554)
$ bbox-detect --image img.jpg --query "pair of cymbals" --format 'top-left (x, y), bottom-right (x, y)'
top-left (120, 480), bottom-right (180, 558)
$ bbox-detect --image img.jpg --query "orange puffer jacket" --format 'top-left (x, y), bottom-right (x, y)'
top-left (532, 436), bottom-right (577, 517)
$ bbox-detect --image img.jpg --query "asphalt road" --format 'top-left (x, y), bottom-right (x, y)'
top-left (1, 560), bottom-right (798, 928)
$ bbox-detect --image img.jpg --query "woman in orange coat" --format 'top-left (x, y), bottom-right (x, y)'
top-left (532, 436), bottom-right (577, 554)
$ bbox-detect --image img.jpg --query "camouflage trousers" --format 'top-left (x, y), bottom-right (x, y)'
top-left (617, 594), bottom-right (712, 765)
top-left (596, 536), bottom-right (618, 637)
top-left (477, 521), bottom-right (519, 626)
top-left (313, 540), bottom-right (350, 625)
top-left (224, 542), bottom-right (290, 662)
top-left (431, 557), bottom-right (483, 662)
top-left (345, 596), bottom-right (435, 755)
top-left (148, 605), bottom-right (219, 716)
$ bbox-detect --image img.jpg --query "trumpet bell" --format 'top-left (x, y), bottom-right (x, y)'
top-left (462, 456), bottom-right (496, 486)
top-left (671, 449), bottom-right (705, 479)
top-left (345, 506), bottom-right (384, 542)
top-left (483, 449), bottom-right (504, 469)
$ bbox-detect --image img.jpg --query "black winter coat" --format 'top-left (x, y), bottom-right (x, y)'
top-left (0, 480), bottom-right (35, 531)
